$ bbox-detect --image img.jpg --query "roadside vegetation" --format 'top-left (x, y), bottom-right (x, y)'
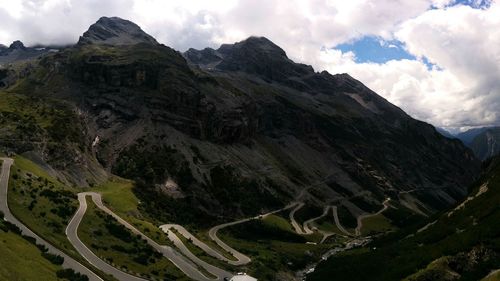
top-left (8, 156), bottom-right (81, 257)
top-left (0, 212), bottom-right (63, 281)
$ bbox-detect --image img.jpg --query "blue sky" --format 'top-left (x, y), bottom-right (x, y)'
top-left (334, 0), bottom-right (491, 66)
top-left (335, 37), bottom-right (415, 64)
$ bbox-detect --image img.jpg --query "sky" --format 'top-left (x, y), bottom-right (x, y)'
top-left (0, 0), bottom-right (499, 132)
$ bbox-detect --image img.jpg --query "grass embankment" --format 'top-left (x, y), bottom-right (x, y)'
top-left (314, 218), bottom-right (346, 236)
top-left (360, 214), bottom-right (396, 236)
top-left (0, 216), bottom-right (62, 281)
top-left (482, 270), bottom-right (500, 281)
top-left (78, 197), bottom-right (188, 280)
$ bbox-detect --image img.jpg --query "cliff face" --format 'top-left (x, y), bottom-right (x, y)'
top-left (470, 128), bottom-right (500, 160)
top-left (5, 17), bottom-right (480, 220)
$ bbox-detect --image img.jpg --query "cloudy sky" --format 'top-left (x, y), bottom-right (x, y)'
top-left (0, 0), bottom-right (498, 132)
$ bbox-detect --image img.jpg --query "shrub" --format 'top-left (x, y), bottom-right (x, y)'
top-left (42, 252), bottom-right (64, 265)
top-left (56, 269), bottom-right (89, 281)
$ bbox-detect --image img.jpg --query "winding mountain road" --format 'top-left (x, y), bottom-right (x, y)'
top-left (68, 192), bottom-right (228, 281)
top-left (66, 193), bottom-right (147, 281)
top-left (0, 158), bottom-right (104, 281)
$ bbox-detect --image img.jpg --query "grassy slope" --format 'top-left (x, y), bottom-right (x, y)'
top-left (8, 156), bottom-right (81, 256)
top-left (78, 197), bottom-right (188, 280)
top-left (90, 178), bottom-right (173, 245)
top-left (308, 157), bottom-right (500, 281)
top-left (0, 227), bottom-right (61, 281)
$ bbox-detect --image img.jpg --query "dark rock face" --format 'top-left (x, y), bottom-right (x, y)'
top-left (185, 36), bottom-right (314, 82)
top-left (78, 17), bottom-right (159, 46)
top-left (456, 127), bottom-right (491, 145)
top-left (23, 21), bottom-right (481, 218)
top-left (470, 127), bottom-right (500, 160)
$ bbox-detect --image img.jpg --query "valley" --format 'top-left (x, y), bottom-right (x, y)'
top-left (0, 15), bottom-right (498, 281)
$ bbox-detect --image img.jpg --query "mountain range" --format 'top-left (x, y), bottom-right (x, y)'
top-left (2, 16), bottom-right (498, 281)
top-left (0, 17), bottom-right (481, 222)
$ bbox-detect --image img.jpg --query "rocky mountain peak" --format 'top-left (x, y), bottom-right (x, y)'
top-left (218, 36), bottom-right (287, 58)
top-left (185, 36), bottom-right (314, 81)
top-left (77, 16), bottom-right (159, 46)
top-left (9, 40), bottom-right (26, 50)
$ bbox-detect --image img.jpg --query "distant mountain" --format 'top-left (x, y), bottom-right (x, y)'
top-left (77, 16), bottom-right (159, 46)
top-left (456, 127), bottom-right (492, 145)
top-left (0, 17), bottom-right (480, 224)
top-left (0, 40), bottom-right (55, 66)
top-left (470, 127), bottom-right (500, 160)
top-left (436, 127), bottom-right (456, 139)
top-left (455, 126), bottom-right (500, 160)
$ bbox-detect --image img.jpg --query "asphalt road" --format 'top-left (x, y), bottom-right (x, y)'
top-left (68, 192), bottom-right (219, 281)
top-left (0, 158), bottom-right (104, 281)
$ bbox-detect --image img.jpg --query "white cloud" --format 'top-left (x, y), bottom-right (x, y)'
top-left (0, 0), bottom-right (498, 130)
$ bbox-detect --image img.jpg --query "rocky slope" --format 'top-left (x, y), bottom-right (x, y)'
top-left (455, 127), bottom-right (500, 160)
top-left (0, 17), bottom-right (480, 223)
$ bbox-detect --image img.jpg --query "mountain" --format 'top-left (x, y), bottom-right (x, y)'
top-left (455, 127), bottom-right (500, 160)
top-left (0, 17), bottom-right (480, 224)
top-left (470, 127), bottom-right (500, 160)
top-left (456, 127), bottom-right (492, 145)
top-left (77, 16), bottom-right (159, 46)
top-left (308, 155), bottom-right (500, 281)
top-left (0, 40), bottom-right (55, 65)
